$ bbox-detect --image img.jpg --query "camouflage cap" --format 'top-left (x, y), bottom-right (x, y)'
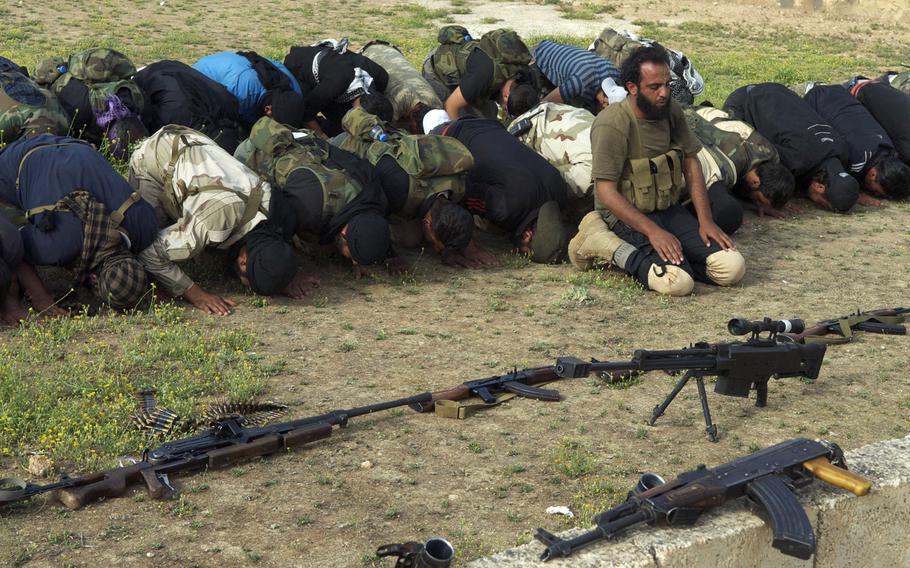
top-left (68, 48), bottom-right (137, 84)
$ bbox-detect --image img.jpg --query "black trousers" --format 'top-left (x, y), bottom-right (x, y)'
top-left (688, 182), bottom-right (744, 236)
top-left (613, 204), bottom-right (723, 285)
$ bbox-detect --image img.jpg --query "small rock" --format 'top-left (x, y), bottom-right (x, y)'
top-left (146, 552), bottom-right (155, 558)
top-left (360, 460), bottom-right (373, 469)
top-left (27, 454), bottom-right (54, 477)
top-left (269, 523), bottom-right (279, 529)
top-left (448, 494), bottom-right (458, 501)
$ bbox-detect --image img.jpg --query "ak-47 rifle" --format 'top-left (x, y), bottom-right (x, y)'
top-left (554, 318), bottom-right (826, 441)
top-left (411, 366), bottom-right (563, 416)
top-left (0, 392), bottom-right (432, 510)
top-left (535, 438), bottom-right (871, 561)
top-left (779, 307), bottom-right (909, 344)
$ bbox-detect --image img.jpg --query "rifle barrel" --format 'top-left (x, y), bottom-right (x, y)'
top-left (272, 392), bottom-right (434, 432)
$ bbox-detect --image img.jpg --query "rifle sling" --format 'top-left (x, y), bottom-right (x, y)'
top-left (434, 393), bottom-right (517, 419)
top-left (802, 313), bottom-right (908, 345)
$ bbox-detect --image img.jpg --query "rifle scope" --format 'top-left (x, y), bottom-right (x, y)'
top-left (728, 318), bottom-right (804, 336)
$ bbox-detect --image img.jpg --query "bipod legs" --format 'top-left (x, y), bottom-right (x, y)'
top-left (695, 375), bottom-right (718, 442)
top-left (648, 371), bottom-right (693, 425)
top-left (648, 371), bottom-right (719, 442)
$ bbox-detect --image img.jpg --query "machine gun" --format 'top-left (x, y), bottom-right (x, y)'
top-left (779, 307), bottom-right (908, 344)
top-left (0, 392), bottom-right (432, 510)
top-left (555, 318), bottom-right (826, 441)
top-left (535, 438), bottom-right (871, 561)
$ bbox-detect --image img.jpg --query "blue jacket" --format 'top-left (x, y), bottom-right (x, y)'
top-left (0, 135), bottom-right (158, 267)
top-left (193, 52), bottom-right (302, 125)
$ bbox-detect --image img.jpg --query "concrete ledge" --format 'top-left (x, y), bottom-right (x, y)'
top-left (468, 435), bottom-right (910, 568)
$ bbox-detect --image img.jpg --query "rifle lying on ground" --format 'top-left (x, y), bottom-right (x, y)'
top-left (535, 438), bottom-right (871, 562)
top-left (555, 318), bottom-right (826, 441)
top-left (410, 366), bottom-right (562, 417)
top-left (779, 307), bottom-right (908, 344)
top-left (0, 392), bottom-right (432, 510)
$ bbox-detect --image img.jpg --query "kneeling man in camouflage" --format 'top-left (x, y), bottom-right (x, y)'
top-left (570, 46), bottom-right (745, 296)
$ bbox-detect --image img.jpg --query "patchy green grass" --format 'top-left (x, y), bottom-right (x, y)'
top-left (633, 20), bottom-right (900, 106)
top-left (550, 437), bottom-right (596, 478)
top-left (0, 303), bottom-right (272, 470)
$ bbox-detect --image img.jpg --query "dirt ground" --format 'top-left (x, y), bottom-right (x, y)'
top-left (1, 1), bottom-right (910, 567)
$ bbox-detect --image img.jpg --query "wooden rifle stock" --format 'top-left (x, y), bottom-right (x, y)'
top-left (802, 457), bottom-right (871, 496)
top-left (54, 461), bottom-right (166, 510)
top-left (207, 423), bottom-right (334, 469)
top-left (783, 307), bottom-right (908, 343)
top-left (420, 366), bottom-right (560, 412)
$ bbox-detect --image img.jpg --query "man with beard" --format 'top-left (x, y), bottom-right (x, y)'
top-left (570, 46), bottom-right (744, 296)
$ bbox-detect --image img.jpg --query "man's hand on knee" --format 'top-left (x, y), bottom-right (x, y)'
top-left (698, 221), bottom-right (735, 251)
top-left (646, 227), bottom-right (684, 264)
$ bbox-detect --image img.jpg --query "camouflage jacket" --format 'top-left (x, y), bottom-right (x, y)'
top-left (361, 41), bottom-right (442, 124)
top-left (130, 125), bottom-right (272, 296)
top-left (508, 102), bottom-right (594, 200)
top-left (683, 106), bottom-right (779, 188)
top-left (0, 71), bottom-right (69, 145)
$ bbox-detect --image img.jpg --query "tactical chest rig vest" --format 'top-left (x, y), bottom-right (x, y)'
top-left (267, 135), bottom-right (362, 224)
top-left (340, 108), bottom-right (471, 220)
top-left (431, 27), bottom-right (531, 96)
top-left (155, 125), bottom-right (266, 229)
top-left (698, 110), bottom-right (777, 177)
top-left (602, 99), bottom-right (684, 214)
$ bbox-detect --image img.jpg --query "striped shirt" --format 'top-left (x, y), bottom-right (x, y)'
top-left (533, 41), bottom-right (620, 107)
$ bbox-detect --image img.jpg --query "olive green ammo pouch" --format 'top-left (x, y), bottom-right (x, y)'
top-left (618, 100), bottom-right (683, 213)
top-left (432, 26), bottom-right (475, 88)
top-left (342, 108), bottom-right (473, 219)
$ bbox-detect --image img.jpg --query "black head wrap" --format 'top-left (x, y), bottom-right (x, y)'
top-left (822, 158), bottom-right (859, 213)
top-left (242, 223), bottom-right (298, 295)
top-left (345, 212), bottom-right (390, 265)
top-left (268, 90), bottom-right (306, 128)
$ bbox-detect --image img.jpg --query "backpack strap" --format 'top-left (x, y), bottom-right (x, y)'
top-left (172, 179), bottom-right (266, 230)
top-left (108, 191), bottom-right (142, 227)
top-left (15, 140), bottom-right (91, 197)
top-left (13, 139), bottom-right (140, 229)
top-left (620, 99), bottom-right (644, 159)
top-left (161, 125), bottom-right (206, 197)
